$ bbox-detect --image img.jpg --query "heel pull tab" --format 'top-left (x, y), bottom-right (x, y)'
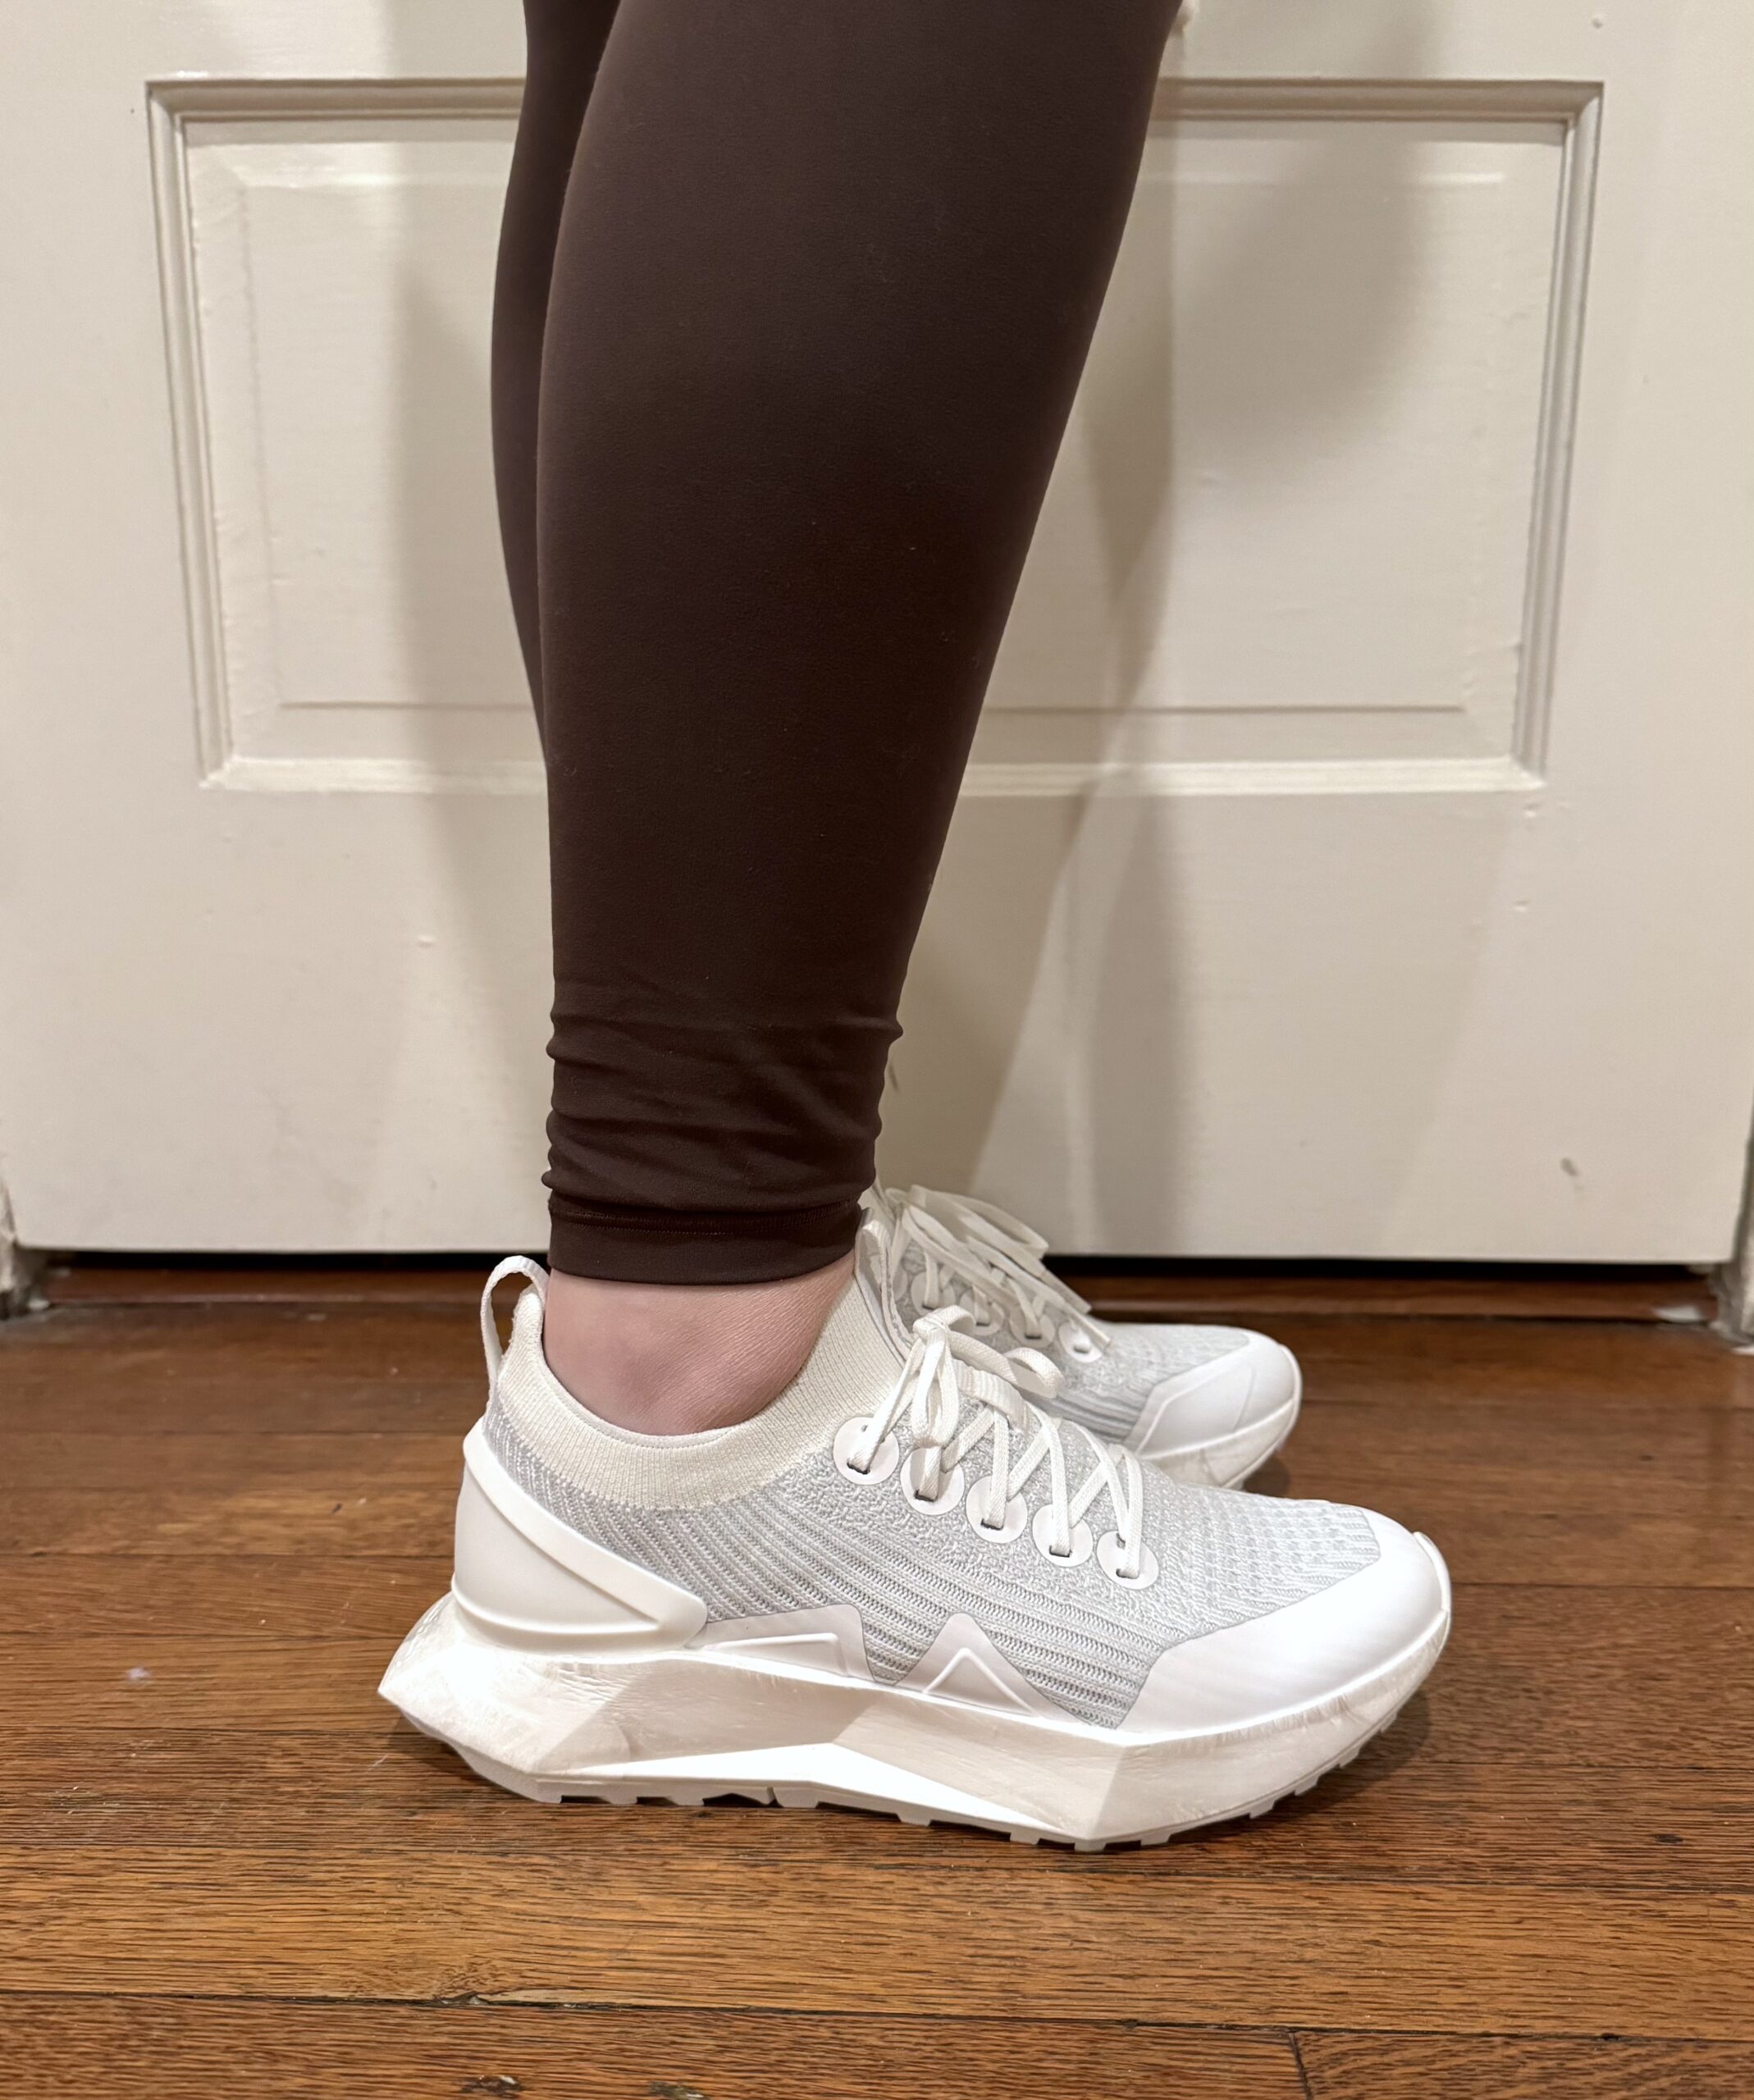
top-left (480, 1256), bottom-right (548, 1391)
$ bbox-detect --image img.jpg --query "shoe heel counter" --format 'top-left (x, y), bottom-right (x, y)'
top-left (451, 1422), bottom-right (707, 1652)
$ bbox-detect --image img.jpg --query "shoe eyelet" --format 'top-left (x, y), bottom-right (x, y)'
top-left (834, 1418), bottom-right (899, 1485)
top-left (964, 1483), bottom-right (1028, 1545)
top-left (902, 1449), bottom-right (965, 1515)
top-left (1030, 1508), bottom-right (1093, 1566)
top-left (1065, 1333), bottom-right (1101, 1363)
top-left (1098, 1532), bottom-right (1159, 1589)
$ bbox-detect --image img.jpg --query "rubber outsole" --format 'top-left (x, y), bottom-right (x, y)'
top-left (1215, 1393), bottom-right (1302, 1489)
top-left (1139, 1360), bottom-right (1304, 1491)
top-left (432, 1682), bottom-right (1422, 1850)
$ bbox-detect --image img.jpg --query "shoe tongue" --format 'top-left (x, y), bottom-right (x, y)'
top-left (878, 1217), bottom-right (1016, 1326)
top-left (854, 1206), bottom-right (921, 1352)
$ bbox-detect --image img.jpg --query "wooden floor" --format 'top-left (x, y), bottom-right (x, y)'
top-left (4, 1262), bottom-right (1753, 2098)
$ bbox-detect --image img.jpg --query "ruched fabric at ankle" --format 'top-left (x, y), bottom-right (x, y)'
top-left (489, 1278), bottom-right (892, 1508)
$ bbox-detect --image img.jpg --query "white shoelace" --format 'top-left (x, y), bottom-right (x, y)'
top-left (876, 1185), bottom-right (1112, 1363)
top-left (846, 1305), bottom-right (1147, 1577)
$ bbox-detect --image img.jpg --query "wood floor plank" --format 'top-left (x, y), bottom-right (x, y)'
top-left (0, 1996), bottom-right (1306, 2100)
top-left (7, 1311), bottom-right (1752, 1434)
top-left (3, 1489), bottom-right (1747, 1589)
top-left (0, 1483), bottom-right (449, 1554)
top-left (1277, 1315), bottom-right (1754, 1411)
top-left (1070, 1266), bottom-right (1718, 1324)
top-left (0, 1303), bottom-right (483, 1380)
top-left (6, 1304), bottom-right (1752, 1405)
top-left (36, 1483), bottom-right (1752, 1581)
top-left (0, 1555), bottom-right (449, 1637)
top-left (0, 1431), bottom-right (461, 1491)
top-left (1276, 1404), bottom-right (1754, 1584)
top-left (9, 1383), bottom-right (1750, 1580)
top-left (1285, 1399), bottom-right (1754, 1499)
top-left (4, 1587), bottom-right (1747, 1759)
top-left (37, 1262), bottom-right (490, 1309)
top-left (0, 1375), bottom-right (478, 1437)
top-left (0, 1355), bottom-right (472, 1421)
top-left (1298, 2031), bottom-right (1754, 2098)
top-left (3, 1727), bottom-right (1751, 1892)
top-left (18, 1401), bottom-right (1750, 1488)
top-left (39, 1253), bottom-right (1717, 1322)
top-left (3, 1847), bottom-right (1750, 2036)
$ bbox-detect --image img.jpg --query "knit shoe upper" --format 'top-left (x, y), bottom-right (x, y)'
top-left (478, 1226), bottom-right (1419, 1731)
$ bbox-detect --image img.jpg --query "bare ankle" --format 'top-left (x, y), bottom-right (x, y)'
top-left (540, 1254), bottom-right (855, 1435)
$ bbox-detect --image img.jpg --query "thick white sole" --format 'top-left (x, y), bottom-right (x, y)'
top-left (379, 1538), bottom-right (1449, 1850)
top-left (1202, 1391), bottom-right (1303, 1490)
top-left (1131, 1348), bottom-right (1304, 1490)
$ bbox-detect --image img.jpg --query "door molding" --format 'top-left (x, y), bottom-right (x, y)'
top-left (1717, 1116), bottom-right (1754, 1344)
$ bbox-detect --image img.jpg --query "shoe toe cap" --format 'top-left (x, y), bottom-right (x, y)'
top-left (1131, 1331), bottom-right (1301, 1463)
top-left (1124, 1512), bottom-right (1450, 1734)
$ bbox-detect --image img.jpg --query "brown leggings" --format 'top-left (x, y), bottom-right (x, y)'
top-left (496, 0), bottom-right (1175, 1283)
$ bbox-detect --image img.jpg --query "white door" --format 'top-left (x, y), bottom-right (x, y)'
top-left (4, 1), bottom-right (1752, 1261)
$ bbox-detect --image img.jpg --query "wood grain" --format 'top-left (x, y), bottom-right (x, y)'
top-left (29, 1480), bottom-right (1747, 1577)
top-left (35, 1261), bottom-right (491, 1308)
top-left (0, 1997), bottom-right (1306, 2100)
top-left (7, 1390), bottom-right (1752, 1579)
top-left (0, 1554), bottom-right (449, 1637)
top-left (7, 1306), bottom-right (1751, 1425)
top-left (1067, 1263), bottom-right (1719, 1325)
top-left (40, 1253), bottom-right (1717, 1322)
top-left (4, 1844), bottom-right (1752, 2035)
top-left (1297, 2032), bottom-right (1754, 2098)
top-left (6, 1584), bottom-right (1750, 1760)
top-left (7, 1293), bottom-right (1747, 1394)
top-left (1279, 1314), bottom-right (1754, 1411)
top-left (3, 1727), bottom-right (1751, 1893)
top-left (5, 1270), bottom-right (1752, 2081)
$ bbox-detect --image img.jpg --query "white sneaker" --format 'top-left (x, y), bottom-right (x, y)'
top-left (865, 1185), bottom-right (1301, 1487)
top-left (381, 1229), bottom-right (1449, 1848)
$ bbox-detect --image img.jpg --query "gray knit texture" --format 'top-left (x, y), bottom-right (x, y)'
top-left (890, 1242), bottom-right (1257, 1440)
top-left (1050, 1324), bottom-right (1261, 1439)
top-left (484, 1400), bottom-right (1377, 1730)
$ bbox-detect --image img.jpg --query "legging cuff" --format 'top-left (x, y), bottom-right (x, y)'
top-left (546, 1195), bottom-right (863, 1285)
